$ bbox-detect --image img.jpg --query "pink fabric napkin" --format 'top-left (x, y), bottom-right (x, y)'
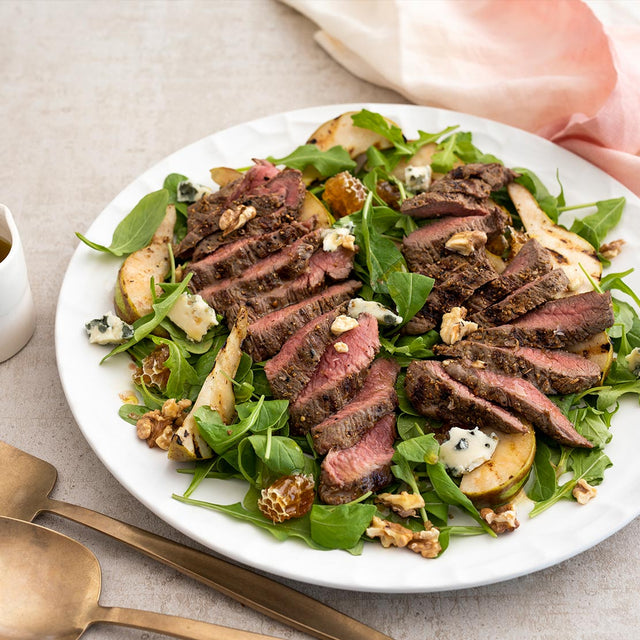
top-left (282, 0), bottom-right (640, 198)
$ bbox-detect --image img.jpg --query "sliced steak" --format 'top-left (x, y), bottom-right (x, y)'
top-left (435, 341), bottom-right (601, 395)
top-left (227, 247), bottom-right (356, 322)
top-left (401, 190), bottom-right (498, 219)
top-left (175, 160), bottom-right (279, 258)
top-left (443, 360), bottom-right (592, 448)
top-left (405, 360), bottom-right (526, 433)
top-left (403, 252), bottom-right (497, 334)
top-left (289, 314), bottom-right (380, 433)
top-left (264, 303), bottom-right (348, 401)
top-left (470, 268), bottom-right (570, 326)
top-left (466, 239), bottom-right (554, 312)
top-left (244, 280), bottom-right (361, 362)
top-left (312, 358), bottom-right (400, 455)
top-left (470, 291), bottom-right (615, 348)
top-left (318, 413), bottom-right (396, 505)
top-left (447, 163), bottom-right (519, 190)
top-left (197, 231), bottom-right (322, 313)
top-left (402, 207), bottom-right (509, 266)
top-left (186, 220), bottom-right (314, 287)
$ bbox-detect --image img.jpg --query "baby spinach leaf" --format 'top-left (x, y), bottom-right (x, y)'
top-left (387, 271), bottom-right (434, 325)
top-left (526, 440), bottom-right (557, 502)
top-left (396, 434), bottom-right (439, 465)
top-left (310, 503), bottom-right (377, 550)
top-left (267, 144), bottom-right (356, 177)
top-left (421, 490), bottom-right (450, 523)
top-left (236, 398), bottom-right (289, 433)
top-left (163, 173), bottom-right (189, 204)
top-left (396, 413), bottom-right (427, 441)
top-left (118, 404), bottom-right (149, 425)
top-left (569, 197), bottom-right (626, 250)
top-left (76, 189), bottom-right (169, 256)
top-left (183, 459), bottom-right (217, 498)
top-left (150, 335), bottom-right (199, 399)
top-left (247, 435), bottom-right (313, 476)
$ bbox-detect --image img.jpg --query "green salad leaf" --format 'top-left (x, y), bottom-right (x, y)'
top-left (267, 144), bottom-right (356, 177)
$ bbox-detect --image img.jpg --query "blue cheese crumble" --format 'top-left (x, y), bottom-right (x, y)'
top-left (404, 165), bottom-right (432, 193)
top-left (347, 298), bottom-right (402, 326)
top-left (176, 180), bottom-right (212, 203)
top-left (85, 312), bottom-right (134, 345)
top-left (439, 427), bottom-right (498, 477)
top-left (167, 292), bottom-right (218, 342)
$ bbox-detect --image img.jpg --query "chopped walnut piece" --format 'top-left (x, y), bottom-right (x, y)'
top-left (407, 525), bottom-right (442, 559)
top-left (599, 239), bottom-right (625, 260)
top-left (480, 504), bottom-right (519, 534)
top-left (366, 516), bottom-right (414, 548)
top-left (219, 204), bottom-right (257, 235)
top-left (376, 491), bottom-right (426, 518)
top-left (445, 230), bottom-right (487, 256)
top-left (333, 341), bottom-right (349, 353)
top-left (572, 478), bottom-right (598, 505)
top-left (440, 307), bottom-right (478, 345)
top-left (506, 226), bottom-right (528, 261)
top-left (135, 398), bottom-right (192, 449)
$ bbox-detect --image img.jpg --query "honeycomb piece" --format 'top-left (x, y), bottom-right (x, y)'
top-left (257, 474), bottom-right (315, 523)
top-left (322, 171), bottom-right (367, 218)
top-left (132, 344), bottom-right (170, 391)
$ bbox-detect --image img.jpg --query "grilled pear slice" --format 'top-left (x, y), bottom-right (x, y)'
top-left (567, 331), bottom-right (613, 381)
top-left (508, 182), bottom-right (601, 294)
top-left (114, 204), bottom-right (176, 324)
top-left (168, 309), bottom-right (248, 461)
top-left (460, 424), bottom-right (536, 507)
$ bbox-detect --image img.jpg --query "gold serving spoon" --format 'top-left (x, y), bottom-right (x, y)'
top-left (0, 441), bottom-right (394, 640)
top-left (0, 516), bottom-right (285, 640)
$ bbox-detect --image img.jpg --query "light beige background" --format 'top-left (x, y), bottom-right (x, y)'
top-left (1, 1), bottom-right (638, 639)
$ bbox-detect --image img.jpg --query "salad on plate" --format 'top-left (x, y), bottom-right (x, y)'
top-left (78, 108), bottom-right (640, 559)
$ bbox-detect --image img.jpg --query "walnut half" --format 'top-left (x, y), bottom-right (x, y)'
top-left (440, 306), bottom-right (478, 345)
top-left (376, 491), bottom-right (425, 518)
top-left (135, 398), bottom-right (192, 449)
top-left (572, 478), bottom-right (597, 505)
top-left (480, 504), bottom-right (519, 534)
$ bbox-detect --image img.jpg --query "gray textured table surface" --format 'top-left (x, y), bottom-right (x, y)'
top-left (1, 1), bottom-right (638, 639)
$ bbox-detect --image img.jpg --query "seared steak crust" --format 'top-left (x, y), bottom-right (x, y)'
top-left (466, 239), bottom-right (554, 312)
top-left (405, 360), bottom-right (526, 433)
top-left (311, 358), bottom-right (400, 454)
top-left (443, 360), bottom-right (592, 448)
top-left (470, 268), bottom-right (570, 326)
top-left (244, 281), bottom-right (361, 362)
top-left (470, 291), bottom-right (615, 348)
top-left (289, 314), bottom-right (380, 433)
top-left (435, 341), bottom-right (601, 395)
top-left (264, 304), bottom-right (348, 401)
top-left (186, 221), bottom-right (314, 287)
top-left (318, 413), bottom-right (396, 505)
top-left (447, 163), bottom-right (519, 190)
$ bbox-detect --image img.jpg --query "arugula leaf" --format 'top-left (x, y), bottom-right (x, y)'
top-left (600, 269), bottom-right (640, 309)
top-left (266, 144), bottom-right (356, 177)
top-left (568, 197), bottom-right (626, 250)
top-left (150, 336), bottom-right (199, 399)
top-left (396, 434), bottom-right (439, 465)
top-left (426, 462), bottom-right (496, 536)
top-left (514, 168), bottom-right (561, 221)
top-left (449, 132), bottom-right (502, 165)
top-left (380, 333), bottom-right (438, 366)
top-left (183, 459), bottom-right (217, 498)
top-left (571, 405), bottom-right (613, 448)
top-left (101, 274), bottom-right (192, 362)
top-left (77, 189), bottom-right (169, 256)
top-left (430, 134), bottom-right (459, 174)
top-left (310, 503), bottom-right (377, 550)
top-left (387, 272), bottom-right (434, 326)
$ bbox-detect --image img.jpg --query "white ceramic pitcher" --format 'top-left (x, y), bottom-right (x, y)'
top-left (0, 204), bottom-right (36, 362)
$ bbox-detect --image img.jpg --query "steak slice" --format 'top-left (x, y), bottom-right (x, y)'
top-left (405, 360), bottom-right (527, 433)
top-left (400, 190), bottom-right (497, 219)
top-left (470, 268), bottom-right (570, 326)
top-left (435, 341), bottom-right (601, 395)
top-left (264, 303), bottom-right (348, 401)
top-left (312, 358), bottom-right (400, 455)
top-left (447, 163), bottom-right (519, 190)
top-left (197, 231), bottom-right (322, 313)
top-left (175, 160), bottom-right (280, 258)
top-left (318, 413), bottom-right (396, 505)
top-left (289, 313), bottom-right (380, 433)
top-left (227, 247), bottom-right (356, 322)
top-left (186, 220), bottom-right (314, 287)
top-left (244, 280), bottom-right (361, 362)
top-left (403, 252), bottom-right (497, 334)
top-left (402, 207), bottom-right (509, 266)
top-left (443, 360), bottom-right (592, 448)
top-left (470, 291), bottom-right (615, 348)
top-left (466, 239), bottom-right (554, 312)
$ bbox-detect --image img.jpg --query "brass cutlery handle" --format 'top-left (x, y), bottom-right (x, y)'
top-left (45, 497), bottom-right (394, 640)
top-left (95, 605), bottom-right (284, 640)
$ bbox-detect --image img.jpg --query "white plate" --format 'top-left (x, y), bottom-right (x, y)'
top-left (56, 103), bottom-right (640, 593)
